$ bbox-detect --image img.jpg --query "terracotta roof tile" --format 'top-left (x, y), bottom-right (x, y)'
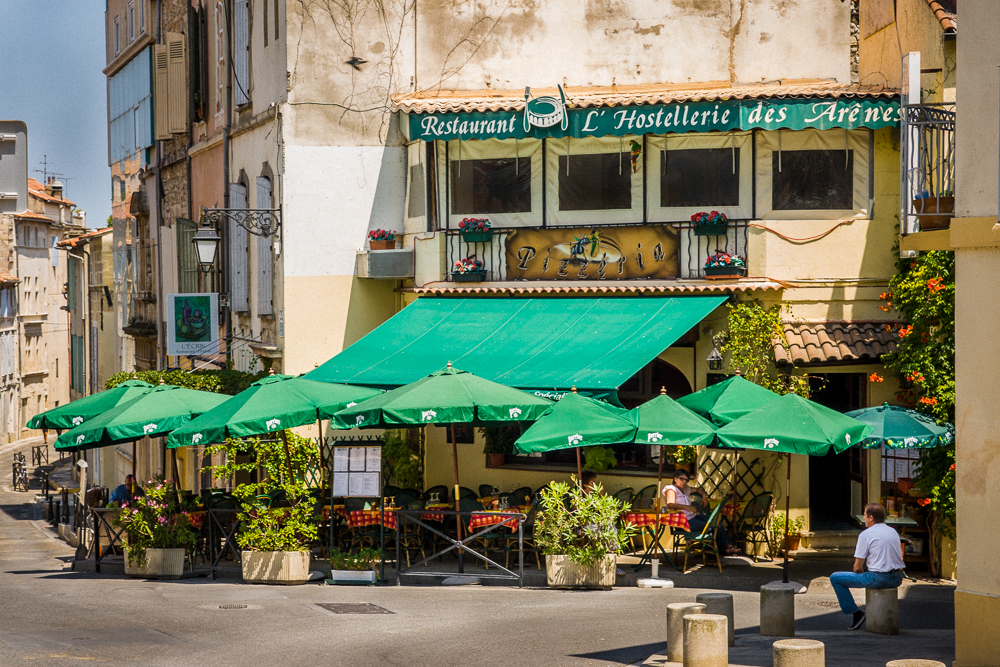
top-left (0, 270), bottom-right (19, 285)
top-left (775, 321), bottom-right (900, 366)
top-left (403, 280), bottom-right (782, 296)
top-left (14, 210), bottom-right (54, 223)
top-left (926, 0), bottom-right (956, 32)
top-left (57, 227), bottom-right (113, 248)
top-left (27, 177), bottom-right (76, 207)
top-left (394, 80), bottom-right (898, 114)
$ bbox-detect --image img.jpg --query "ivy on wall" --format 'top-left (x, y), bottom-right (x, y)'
top-left (105, 368), bottom-right (265, 396)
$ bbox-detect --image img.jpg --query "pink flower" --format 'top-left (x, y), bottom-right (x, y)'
top-left (158, 516), bottom-right (167, 524)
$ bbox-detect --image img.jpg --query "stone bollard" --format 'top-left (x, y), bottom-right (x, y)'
top-left (696, 592), bottom-right (735, 647)
top-left (886, 661), bottom-right (946, 667)
top-left (760, 583), bottom-right (796, 636)
top-left (773, 638), bottom-right (825, 667)
top-left (866, 588), bottom-right (899, 635)
top-left (667, 602), bottom-right (707, 663)
top-left (683, 613), bottom-right (728, 667)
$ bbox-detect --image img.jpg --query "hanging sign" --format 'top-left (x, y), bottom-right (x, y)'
top-left (405, 97), bottom-right (900, 142)
top-left (166, 293), bottom-right (219, 357)
top-left (505, 225), bottom-right (679, 281)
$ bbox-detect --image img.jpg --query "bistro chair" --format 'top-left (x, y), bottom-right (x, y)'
top-left (505, 501), bottom-right (540, 570)
top-left (458, 486), bottom-right (478, 500)
top-left (393, 492), bottom-right (418, 508)
top-left (423, 485), bottom-right (449, 503)
top-left (634, 485), bottom-right (658, 510)
top-left (613, 487), bottom-right (635, 509)
top-left (398, 498), bottom-right (427, 567)
top-left (674, 501), bottom-right (726, 573)
top-left (511, 487), bottom-right (533, 505)
top-left (479, 484), bottom-right (495, 498)
top-left (734, 492), bottom-right (773, 560)
top-left (382, 485), bottom-right (401, 498)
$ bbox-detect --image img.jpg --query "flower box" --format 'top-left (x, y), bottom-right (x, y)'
top-left (912, 196), bottom-right (955, 231)
top-left (693, 223), bottom-right (728, 237)
top-left (460, 231), bottom-right (493, 244)
top-left (125, 547), bottom-right (186, 579)
top-left (704, 266), bottom-right (747, 279)
top-left (451, 270), bottom-right (487, 283)
top-left (369, 239), bottom-right (397, 251)
top-left (326, 569), bottom-right (378, 586)
top-left (242, 550), bottom-right (311, 585)
top-left (545, 554), bottom-right (616, 590)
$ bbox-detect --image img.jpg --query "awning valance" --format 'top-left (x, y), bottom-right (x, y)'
top-left (306, 296), bottom-right (726, 394)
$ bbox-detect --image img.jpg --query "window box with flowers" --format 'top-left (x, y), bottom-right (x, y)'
top-left (368, 229), bottom-right (397, 250)
top-left (691, 210), bottom-right (729, 236)
top-left (451, 257), bottom-right (486, 282)
top-left (703, 252), bottom-right (746, 279)
top-left (458, 218), bottom-right (492, 243)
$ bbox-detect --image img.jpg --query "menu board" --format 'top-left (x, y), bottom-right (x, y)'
top-left (332, 444), bottom-right (382, 497)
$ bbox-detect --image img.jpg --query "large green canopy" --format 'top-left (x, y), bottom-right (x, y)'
top-left (631, 393), bottom-right (717, 446)
top-left (716, 393), bottom-right (872, 455)
top-left (845, 403), bottom-right (953, 450)
top-left (513, 392), bottom-right (636, 454)
top-left (27, 380), bottom-right (154, 431)
top-left (55, 384), bottom-right (229, 451)
top-left (676, 376), bottom-right (780, 426)
top-left (167, 374), bottom-right (384, 448)
top-left (306, 296), bottom-right (726, 393)
top-left (331, 364), bottom-right (553, 429)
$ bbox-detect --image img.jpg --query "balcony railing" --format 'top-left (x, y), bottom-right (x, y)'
top-left (901, 104), bottom-right (956, 234)
top-left (444, 222), bottom-right (750, 282)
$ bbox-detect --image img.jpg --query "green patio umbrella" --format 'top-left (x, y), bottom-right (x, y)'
top-left (845, 403), bottom-right (953, 450)
top-left (26, 380), bottom-right (154, 435)
top-left (717, 393), bottom-right (873, 582)
top-left (676, 375), bottom-right (780, 426)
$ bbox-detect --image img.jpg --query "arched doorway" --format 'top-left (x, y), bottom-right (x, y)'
top-left (618, 357), bottom-right (693, 409)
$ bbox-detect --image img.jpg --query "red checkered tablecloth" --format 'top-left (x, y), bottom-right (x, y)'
top-left (468, 507), bottom-right (528, 532)
top-left (420, 503), bottom-right (453, 523)
top-left (623, 511), bottom-right (690, 532)
top-left (347, 509), bottom-right (397, 530)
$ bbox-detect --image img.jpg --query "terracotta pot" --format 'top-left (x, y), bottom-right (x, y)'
top-left (545, 554), bottom-right (616, 590)
top-left (913, 196), bottom-right (955, 230)
top-left (369, 239), bottom-right (397, 250)
top-left (241, 550), bottom-right (311, 585)
top-left (488, 453), bottom-right (506, 466)
top-left (124, 547), bottom-right (186, 579)
top-left (783, 535), bottom-right (801, 554)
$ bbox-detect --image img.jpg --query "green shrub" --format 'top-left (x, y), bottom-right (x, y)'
top-left (535, 480), bottom-right (635, 566)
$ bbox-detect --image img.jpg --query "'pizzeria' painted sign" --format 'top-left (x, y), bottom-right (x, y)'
top-left (404, 97), bottom-right (900, 142)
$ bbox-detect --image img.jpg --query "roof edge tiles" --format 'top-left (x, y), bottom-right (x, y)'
top-left (774, 320), bottom-right (901, 366)
top-left (402, 280), bottom-right (782, 296)
top-left (926, 0), bottom-right (957, 33)
top-left (393, 80), bottom-right (898, 114)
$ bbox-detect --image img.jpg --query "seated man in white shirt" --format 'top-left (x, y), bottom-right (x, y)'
top-left (829, 503), bottom-right (905, 630)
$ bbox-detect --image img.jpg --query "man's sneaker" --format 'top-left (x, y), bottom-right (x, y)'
top-left (848, 610), bottom-right (866, 630)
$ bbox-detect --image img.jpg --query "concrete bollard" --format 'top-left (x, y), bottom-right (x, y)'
top-left (696, 592), bottom-right (735, 647)
top-left (667, 602), bottom-right (707, 663)
top-left (760, 583), bottom-right (796, 636)
top-left (773, 638), bottom-right (825, 667)
top-left (866, 588), bottom-right (899, 635)
top-left (683, 613), bottom-right (728, 667)
top-left (886, 661), bottom-right (946, 667)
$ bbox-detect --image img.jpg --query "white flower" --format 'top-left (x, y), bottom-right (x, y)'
top-left (191, 433), bottom-right (203, 444)
top-left (266, 418), bottom-right (281, 430)
top-left (509, 407), bottom-right (522, 419)
top-left (421, 410), bottom-right (437, 422)
top-left (143, 423), bottom-right (158, 434)
top-left (647, 432), bottom-right (663, 443)
top-left (568, 434), bottom-right (583, 446)
top-left (764, 437), bottom-right (779, 449)
top-left (71, 416), bottom-right (84, 426)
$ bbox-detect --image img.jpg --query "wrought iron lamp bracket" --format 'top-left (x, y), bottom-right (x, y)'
top-left (202, 207), bottom-right (282, 237)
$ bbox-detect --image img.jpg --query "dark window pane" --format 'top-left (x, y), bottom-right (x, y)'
top-left (772, 150), bottom-right (854, 210)
top-left (558, 153), bottom-right (632, 211)
top-left (450, 157), bottom-right (530, 215)
top-left (407, 163), bottom-right (426, 218)
top-left (661, 148), bottom-right (740, 208)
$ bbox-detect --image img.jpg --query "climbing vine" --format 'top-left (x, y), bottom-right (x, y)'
top-left (718, 302), bottom-right (811, 398)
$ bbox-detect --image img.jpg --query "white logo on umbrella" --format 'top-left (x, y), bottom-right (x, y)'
top-left (509, 408), bottom-right (522, 419)
top-left (568, 434), bottom-right (583, 445)
top-left (422, 410), bottom-right (437, 421)
top-left (266, 418), bottom-right (281, 430)
top-left (346, 402), bottom-right (357, 408)
top-left (72, 416), bottom-right (84, 426)
top-left (143, 423), bottom-right (158, 434)
top-left (75, 434), bottom-right (85, 445)
top-left (192, 433), bottom-right (203, 444)
top-left (647, 432), bottom-right (663, 443)
top-left (355, 415), bottom-right (365, 426)
top-left (944, 431), bottom-right (952, 443)
top-left (764, 437), bottom-right (779, 449)
top-left (845, 434), bottom-right (852, 446)
top-left (903, 436), bottom-right (918, 447)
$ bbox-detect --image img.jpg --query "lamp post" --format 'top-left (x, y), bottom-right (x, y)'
top-left (192, 223), bottom-right (220, 292)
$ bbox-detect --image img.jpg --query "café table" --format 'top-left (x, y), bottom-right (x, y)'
top-left (468, 507), bottom-right (530, 532)
top-left (623, 510), bottom-right (691, 572)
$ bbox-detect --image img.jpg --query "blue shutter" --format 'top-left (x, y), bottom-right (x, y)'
top-left (256, 177), bottom-right (273, 315)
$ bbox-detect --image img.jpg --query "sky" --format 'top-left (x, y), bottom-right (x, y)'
top-left (0, 0), bottom-right (110, 228)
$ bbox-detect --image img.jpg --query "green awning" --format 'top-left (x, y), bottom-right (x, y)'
top-left (306, 296), bottom-right (726, 393)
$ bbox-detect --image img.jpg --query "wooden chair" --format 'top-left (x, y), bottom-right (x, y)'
top-left (674, 501), bottom-right (727, 573)
top-left (734, 493), bottom-right (773, 560)
top-left (505, 502), bottom-right (540, 569)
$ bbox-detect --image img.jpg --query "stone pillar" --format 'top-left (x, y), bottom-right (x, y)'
top-left (866, 588), bottom-right (899, 635)
top-left (696, 592), bottom-right (735, 646)
top-left (773, 638), bottom-right (825, 667)
top-left (885, 662), bottom-right (945, 667)
top-left (683, 613), bottom-right (728, 667)
top-left (760, 583), bottom-right (796, 636)
top-left (667, 602), bottom-right (707, 663)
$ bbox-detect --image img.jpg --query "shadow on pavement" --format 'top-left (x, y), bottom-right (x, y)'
top-left (571, 641), bottom-right (667, 664)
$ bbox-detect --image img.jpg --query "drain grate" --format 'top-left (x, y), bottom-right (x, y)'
top-left (317, 603), bottom-right (393, 615)
top-left (219, 604), bottom-right (248, 610)
top-left (812, 601), bottom-right (842, 608)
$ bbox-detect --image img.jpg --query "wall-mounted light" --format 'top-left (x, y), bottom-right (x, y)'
top-left (706, 345), bottom-right (724, 372)
top-left (192, 223), bottom-right (221, 273)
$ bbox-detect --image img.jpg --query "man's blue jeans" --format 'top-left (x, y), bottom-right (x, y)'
top-left (829, 570), bottom-right (903, 614)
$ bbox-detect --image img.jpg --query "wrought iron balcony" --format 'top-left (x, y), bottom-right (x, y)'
top-left (901, 104), bottom-right (956, 234)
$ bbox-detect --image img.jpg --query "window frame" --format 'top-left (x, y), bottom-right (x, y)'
top-left (114, 16), bottom-right (121, 55)
top-left (403, 141), bottom-right (428, 235)
top-left (545, 135), bottom-right (645, 226)
top-left (128, 2), bottom-right (136, 42)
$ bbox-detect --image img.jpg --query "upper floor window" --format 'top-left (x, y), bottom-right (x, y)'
top-left (772, 150), bottom-right (854, 211)
top-left (442, 138), bottom-right (543, 229)
top-left (546, 136), bottom-right (643, 226)
top-left (138, 0), bottom-right (145, 34)
top-left (114, 16), bottom-right (121, 55)
top-left (128, 2), bottom-right (136, 42)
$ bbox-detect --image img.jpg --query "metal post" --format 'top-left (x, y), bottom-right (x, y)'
top-left (518, 513), bottom-right (524, 588)
top-left (451, 423), bottom-right (463, 574)
top-left (379, 496), bottom-right (386, 585)
top-left (395, 511), bottom-right (402, 586)
top-left (782, 454), bottom-right (791, 584)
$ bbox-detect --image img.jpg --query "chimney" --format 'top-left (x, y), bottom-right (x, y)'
top-left (45, 179), bottom-right (64, 200)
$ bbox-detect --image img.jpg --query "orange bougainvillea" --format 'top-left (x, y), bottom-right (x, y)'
top-left (927, 277), bottom-right (945, 293)
top-left (897, 325), bottom-right (913, 338)
top-left (919, 396), bottom-right (938, 406)
top-left (869, 373), bottom-right (884, 383)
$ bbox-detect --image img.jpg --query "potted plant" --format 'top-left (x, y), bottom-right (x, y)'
top-left (451, 257), bottom-right (486, 282)
top-left (206, 433), bottom-right (320, 585)
top-left (692, 210), bottom-right (728, 236)
top-left (368, 229), bottom-right (397, 250)
top-left (458, 218), bottom-right (492, 243)
top-left (481, 425), bottom-right (519, 466)
top-left (912, 191), bottom-right (955, 231)
top-left (583, 446), bottom-right (617, 472)
top-left (113, 477), bottom-right (197, 579)
top-left (769, 511), bottom-right (805, 556)
top-left (328, 547), bottom-right (381, 585)
top-left (703, 251), bottom-right (747, 279)
top-left (536, 480), bottom-right (636, 589)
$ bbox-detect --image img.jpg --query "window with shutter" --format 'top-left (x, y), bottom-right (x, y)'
top-left (166, 32), bottom-right (187, 134)
top-left (229, 182), bottom-right (250, 312)
top-left (154, 44), bottom-right (170, 139)
top-left (233, 0), bottom-right (250, 106)
top-left (176, 219), bottom-right (200, 293)
top-left (256, 176), bottom-right (273, 315)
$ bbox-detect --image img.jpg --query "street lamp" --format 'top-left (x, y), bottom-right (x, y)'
top-left (192, 223), bottom-right (220, 273)
top-left (706, 345), bottom-right (724, 371)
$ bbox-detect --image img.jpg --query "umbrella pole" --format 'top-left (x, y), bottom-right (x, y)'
top-left (576, 447), bottom-right (583, 486)
top-left (132, 441), bottom-right (136, 481)
top-left (171, 449), bottom-right (182, 504)
top-left (783, 454), bottom-right (791, 584)
top-left (451, 424), bottom-right (463, 574)
top-left (652, 447), bottom-right (663, 568)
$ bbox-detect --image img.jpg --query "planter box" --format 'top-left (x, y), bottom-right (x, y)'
top-left (487, 453), bottom-right (506, 466)
top-left (913, 196), bottom-right (954, 231)
top-left (125, 547), bottom-right (186, 579)
top-left (460, 231), bottom-right (493, 243)
top-left (545, 554), bottom-right (616, 590)
top-left (327, 570), bottom-right (378, 586)
top-left (369, 239), bottom-right (397, 251)
top-left (242, 550), bottom-right (311, 585)
top-left (451, 270), bottom-right (487, 283)
top-left (693, 223), bottom-right (728, 237)
top-left (704, 266), bottom-right (747, 279)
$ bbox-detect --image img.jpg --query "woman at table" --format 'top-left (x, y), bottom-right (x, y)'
top-left (662, 470), bottom-right (740, 557)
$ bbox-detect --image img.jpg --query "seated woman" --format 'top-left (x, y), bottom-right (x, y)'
top-left (662, 470), bottom-right (740, 558)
